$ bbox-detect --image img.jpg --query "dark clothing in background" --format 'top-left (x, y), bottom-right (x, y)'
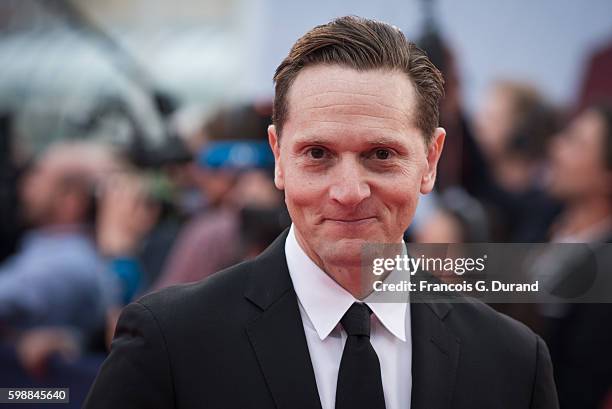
top-left (538, 232), bottom-right (612, 409)
top-left (478, 182), bottom-right (561, 242)
top-left (0, 112), bottom-right (21, 262)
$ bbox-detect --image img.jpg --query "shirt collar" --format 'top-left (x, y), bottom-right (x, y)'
top-left (285, 223), bottom-right (408, 342)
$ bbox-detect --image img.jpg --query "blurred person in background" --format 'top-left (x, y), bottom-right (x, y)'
top-left (0, 141), bottom-right (122, 376)
top-left (153, 103), bottom-right (287, 290)
top-left (95, 170), bottom-right (171, 349)
top-left (98, 167), bottom-right (186, 300)
top-left (547, 103), bottom-right (612, 243)
top-left (538, 102), bottom-right (612, 409)
top-left (473, 80), bottom-right (562, 242)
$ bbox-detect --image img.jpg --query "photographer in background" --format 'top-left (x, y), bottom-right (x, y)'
top-left (153, 103), bottom-right (287, 290)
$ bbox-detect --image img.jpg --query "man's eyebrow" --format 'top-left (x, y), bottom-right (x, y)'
top-left (364, 136), bottom-right (408, 146)
top-left (292, 135), bottom-right (334, 146)
top-left (292, 134), bottom-right (411, 149)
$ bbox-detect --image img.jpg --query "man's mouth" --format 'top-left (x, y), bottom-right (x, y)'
top-left (324, 216), bottom-right (377, 225)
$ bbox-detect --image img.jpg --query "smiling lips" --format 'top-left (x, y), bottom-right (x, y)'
top-left (324, 216), bottom-right (377, 225)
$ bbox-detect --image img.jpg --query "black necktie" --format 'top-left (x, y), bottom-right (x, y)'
top-left (335, 302), bottom-right (386, 409)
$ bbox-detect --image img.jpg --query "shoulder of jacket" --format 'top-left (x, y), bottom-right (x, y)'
top-left (448, 298), bottom-right (539, 353)
top-left (136, 258), bottom-right (256, 317)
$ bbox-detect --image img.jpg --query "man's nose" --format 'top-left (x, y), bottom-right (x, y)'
top-left (328, 158), bottom-right (371, 206)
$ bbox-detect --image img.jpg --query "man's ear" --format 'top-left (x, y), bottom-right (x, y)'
top-left (420, 127), bottom-right (446, 194)
top-left (268, 124), bottom-right (284, 190)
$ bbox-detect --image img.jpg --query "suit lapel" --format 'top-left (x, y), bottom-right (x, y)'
top-left (244, 230), bottom-right (323, 409)
top-left (410, 301), bottom-right (461, 409)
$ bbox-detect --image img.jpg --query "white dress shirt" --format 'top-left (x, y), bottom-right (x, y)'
top-left (285, 224), bottom-right (412, 409)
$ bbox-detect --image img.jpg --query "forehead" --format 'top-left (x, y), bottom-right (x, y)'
top-left (283, 65), bottom-right (420, 142)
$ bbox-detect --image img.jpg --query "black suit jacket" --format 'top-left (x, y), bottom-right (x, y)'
top-left (85, 230), bottom-right (559, 409)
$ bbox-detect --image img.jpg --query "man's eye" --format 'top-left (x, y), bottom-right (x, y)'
top-left (308, 147), bottom-right (326, 159)
top-left (373, 149), bottom-right (391, 160)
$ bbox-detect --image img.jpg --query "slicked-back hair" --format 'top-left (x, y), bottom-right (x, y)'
top-left (272, 16), bottom-right (445, 143)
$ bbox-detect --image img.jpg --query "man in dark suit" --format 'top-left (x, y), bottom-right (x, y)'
top-left (85, 16), bottom-right (559, 409)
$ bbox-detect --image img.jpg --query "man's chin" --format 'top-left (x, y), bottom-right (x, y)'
top-left (317, 237), bottom-right (370, 265)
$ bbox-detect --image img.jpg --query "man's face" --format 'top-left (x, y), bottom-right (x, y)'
top-left (548, 109), bottom-right (611, 200)
top-left (269, 65), bottom-right (445, 270)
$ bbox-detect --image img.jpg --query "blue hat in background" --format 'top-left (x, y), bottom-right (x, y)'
top-left (197, 140), bottom-right (275, 170)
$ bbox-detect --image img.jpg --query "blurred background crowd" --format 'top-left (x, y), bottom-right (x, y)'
top-left (0, 0), bottom-right (611, 408)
